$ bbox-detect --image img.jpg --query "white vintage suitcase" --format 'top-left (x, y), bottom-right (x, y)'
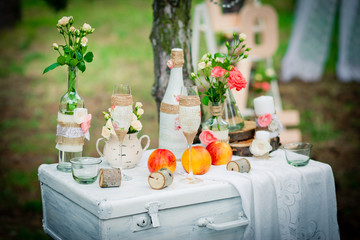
top-left (38, 150), bottom-right (248, 240)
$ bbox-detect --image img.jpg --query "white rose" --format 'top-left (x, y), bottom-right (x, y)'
top-left (268, 120), bottom-right (279, 132)
top-left (201, 53), bottom-right (209, 61)
top-left (82, 23), bottom-right (92, 31)
top-left (135, 102), bottom-right (143, 108)
top-left (58, 16), bottom-right (70, 26)
top-left (249, 139), bottom-right (272, 156)
top-left (266, 68), bottom-right (275, 77)
top-left (101, 126), bottom-right (111, 139)
top-left (215, 57), bottom-right (221, 62)
top-left (198, 62), bottom-right (206, 70)
top-left (137, 108), bottom-right (144, 116)
top-left (132, 113), bottom-right (137, 121)
top-left (206, 62), bottom-right (211, 68)
top-left (52, 43), bottom-right (59, 50)
top-left (131, 120), bottom-right (142, 131)
top-left (239, 33), bottom-right (247, 41)
top-left (105, 119), bottom-right (116, 135)
top-left (69, 26), bottom-right (76, 33)
top-left (73, 108), bottom-right (88, 124)
top-left (81, 37), bottom-right (88, 47)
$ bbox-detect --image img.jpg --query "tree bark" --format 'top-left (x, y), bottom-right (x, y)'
top-left (150, 0), bottom-right (193, 119)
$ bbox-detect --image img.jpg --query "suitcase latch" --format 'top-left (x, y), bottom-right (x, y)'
top-left (145, 201), bottom-right (162, 227)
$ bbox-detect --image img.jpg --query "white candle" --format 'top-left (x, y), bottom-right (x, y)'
top-left (255, 131), bottom-right (270, 142)
top-left (253, 96), bottom-right (275, 116)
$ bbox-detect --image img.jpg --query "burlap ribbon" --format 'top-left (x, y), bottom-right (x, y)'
top-left (160, 102), bottom-right (179, 114)
top-left (171, 49), bottom-right (184, 68)
top-left (179, 96), bottom-right (201, 106)
top-left (57, 120), bottom-right (80, 128)
top-left (210, 105), bottom-right (223, 116)
top-left (56, 136), bottom-right (84, 145)
top-left (218, 137), bottom-right (230, 143)
top-left (111, 94), bottom-right (133, 106)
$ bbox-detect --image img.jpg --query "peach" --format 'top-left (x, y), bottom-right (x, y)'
top-left (181, 146), bottom-right (211, 175)
top-left (148, 149), bottom-right (177, 173)
top-left (206, 141), bottom-right (233, 165)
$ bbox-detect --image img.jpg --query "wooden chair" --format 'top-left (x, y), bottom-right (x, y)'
top-left (191, 0), bottom-right (302, 143)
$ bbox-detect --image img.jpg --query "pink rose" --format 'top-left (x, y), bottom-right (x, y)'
top-left (227, 67), bottom-right (247, 91)
top-left (257, 113), bottom-right (272, 127)
top-left (167, 60), bottom-right (174, 69)
top-left (174, 117), bottom-right (181, 130)
top-left (199, 130), bottom-right (218, 146)
top-left (261, 82), bottom-right (270, 91)
top-left (81, 114), bottom-right (92, 133)
top-left (253, 82), bottom-right (262, 90)
top-left (111, 105), bottom-right (115, 110)
top-left (211, 66), bottom-right (227, 78)
top-left (175, 94), bottom-right (180, 102)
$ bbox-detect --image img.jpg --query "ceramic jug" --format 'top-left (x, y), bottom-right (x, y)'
top-left (96, 133), bottom-right (150, 169)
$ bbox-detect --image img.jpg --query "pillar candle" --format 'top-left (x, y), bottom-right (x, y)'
top-left (253, 96), bottom-right (275, 116)
top-left (255, 130), bottom-right (270, 142)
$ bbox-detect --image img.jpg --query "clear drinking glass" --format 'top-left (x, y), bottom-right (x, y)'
top-left (111, 83), bottom-right (133, 181)
top-left (179, 86), bottom-right (202, 184)
top-left (283, 142), bottom-right (312, 167)
top-left (70, 157), bottom-right (102, 184)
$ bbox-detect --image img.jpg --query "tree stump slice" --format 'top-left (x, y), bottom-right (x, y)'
top-left (99, 168), bottom-right (121, 188)
top-left (229, 121), bottom-right (256, 143)
top-left (148, 168), bottom-right (174, 190)
top-left (270, 136), bottom-right (281, 152)
top-left (227, 158), bottom-right (251, 173)
top-left (230, 138), bottom-right (253, 156)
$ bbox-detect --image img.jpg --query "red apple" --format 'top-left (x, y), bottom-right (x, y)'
top-left (181, 146), bottom-right (211, 175)
top-left (148, 149), bottom-right (177, 173)
top-left (206, 141), bottom-right (233, 165)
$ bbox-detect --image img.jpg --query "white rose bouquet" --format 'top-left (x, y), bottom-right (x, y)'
top-left (43, 16), bottom-right (95, 74)
top-left (101, 102), bottom-right (144, 139)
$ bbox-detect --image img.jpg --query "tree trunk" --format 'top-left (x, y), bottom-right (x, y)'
top-left (150, 0), bottom-right (193, 119)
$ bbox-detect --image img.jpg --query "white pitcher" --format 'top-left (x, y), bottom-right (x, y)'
top-left (96, 133), bottom-right (150, 169)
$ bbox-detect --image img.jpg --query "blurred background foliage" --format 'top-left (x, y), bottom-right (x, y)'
top-left (0, 0), bottom-right (358, 239)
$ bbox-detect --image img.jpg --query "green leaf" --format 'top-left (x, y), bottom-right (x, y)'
top-left (202, 95), bottom-right (209, 106)
top-left (81, 46), bottom-right (88, 55)
top-left (57, 56), bottom-right (66, 65)
top-left (84, 52), bottom-right (94, 63)
top-left (76, 52), bottom-right (82, 61)
top-left (214, 53), bottom-right (226, 58)
top-left (78, 61), bottom-right (86, 72)
top-left (70, 59), bottom-right (79, 67)
top-left (43, 63), bottom-right (61, 74)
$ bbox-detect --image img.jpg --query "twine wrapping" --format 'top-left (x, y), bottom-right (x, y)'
top-left (210, 105), bottom-right (223, 116)
top-left (218, 137), bottom-right (230, 143)
top-left (111, 94), bottom-right (133, 106)
top-left (183, 131), bottom-right (197, 145)
top-left (179, 96), bottom-right (201, 107)
top-left (57, 120), bottom-right (80, 128)
top-left (115, 129), bottom-right (127, 142)
top-left (160, 102), bottom-right (179, 114)
top-left (171, 49), bottom-right (184, 68)
top-left (56, 136), bottom-right (84, 145)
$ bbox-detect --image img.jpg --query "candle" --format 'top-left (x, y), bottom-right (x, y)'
top-left (253, 96), bottom-right (275, 116)
top-left (255, 130), bottom-right (270, 142)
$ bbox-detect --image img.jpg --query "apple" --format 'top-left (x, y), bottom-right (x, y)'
top-left (206, 141), bottom-right (233, 165)
top-left (148, 149), bottom-right (177, 173)
top-left (181, 146), bottom-right (211, 175)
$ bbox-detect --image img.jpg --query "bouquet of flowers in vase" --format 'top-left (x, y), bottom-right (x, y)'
top-left (190, 32), bottom-right (250, 141)
top-left (101, 102), bottom-right (144, 140)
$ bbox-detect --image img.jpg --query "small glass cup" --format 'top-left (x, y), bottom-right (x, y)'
top-left (70, 157), bottom-right (102, 184)
top-left (283, 142), bottom-right (312, 167)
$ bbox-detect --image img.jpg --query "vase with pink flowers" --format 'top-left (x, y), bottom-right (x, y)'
top-left (191, 32), bottom-right (250, 142)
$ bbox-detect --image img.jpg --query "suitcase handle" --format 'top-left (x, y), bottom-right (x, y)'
top-left (197, 212), bottom-right (249, 231)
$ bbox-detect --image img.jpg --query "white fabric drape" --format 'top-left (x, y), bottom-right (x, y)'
top-left (281, 0), bottom-right (338, 82)
top-left (337, 0), bottom-right (360, 82)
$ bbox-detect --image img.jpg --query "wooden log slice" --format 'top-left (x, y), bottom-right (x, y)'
top-left (229, 121), bottom-right (256, 143)
top-left (99, 168), bottom-right (121, 188)
top-left (227, 158), bottom-right (251, 173)
top-left (230, 138), bottom-right (253, 156)
top-left (148, 168), bottom-right (174, 190)
top-left (270, 136), bottom-right (281, 152)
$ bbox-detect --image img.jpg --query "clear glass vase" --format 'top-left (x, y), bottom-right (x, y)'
top-left (57, 66), bottom-right (84, 172)
top-left (224, 89), bottom-right (244, 132)
top-left (202, 102), bottom-right (229, 143)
